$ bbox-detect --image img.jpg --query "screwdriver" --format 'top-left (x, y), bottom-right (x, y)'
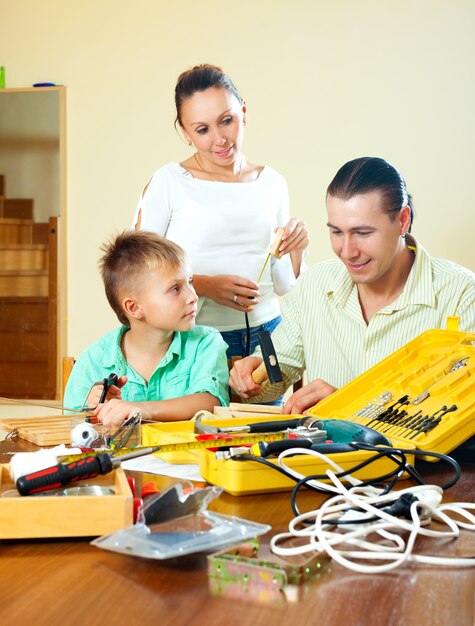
top-left (16, 446), bottom-right (162, 496)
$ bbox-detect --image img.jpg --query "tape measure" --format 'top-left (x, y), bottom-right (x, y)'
top-left (57, 432), bottom-right (288, 464)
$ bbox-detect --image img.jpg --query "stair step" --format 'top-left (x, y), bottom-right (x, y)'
top-left (0, 176), bottom-right (4, 195)
top-left (0, 243), bottom-right (48, 270)
top-left (0, 217), bottom-right (35, 244)
top-left (3, 198), bottom-right (34, 220)
top-left (0, 270), bottom-right (48, 297)
top-left (32, 222), bottom-right (49, 244)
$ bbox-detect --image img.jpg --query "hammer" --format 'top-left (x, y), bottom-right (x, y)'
top-left (251, 330), bottom-right (283, 385)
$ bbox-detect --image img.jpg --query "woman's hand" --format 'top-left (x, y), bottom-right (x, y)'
top-left (194, 274), bottom-right (260, 311)
top-left (278, 218), bottom-right (309, 278)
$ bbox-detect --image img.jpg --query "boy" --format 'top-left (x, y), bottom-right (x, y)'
top-left (64, 231), bottom-right (229, 428)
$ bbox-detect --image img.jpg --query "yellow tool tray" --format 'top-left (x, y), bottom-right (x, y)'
top-left (141, 416), bottom-right (414, 496)
top-left (307, 327), bottom-right (475, 460)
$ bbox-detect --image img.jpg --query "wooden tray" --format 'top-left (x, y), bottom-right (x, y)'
top-left (0, 415), bottom-right (74, 445)
top-left (0, 464), bottom-right (134, 538)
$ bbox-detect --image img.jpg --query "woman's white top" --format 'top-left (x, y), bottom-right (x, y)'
top-left (132, 162), bottom-right (297, 332)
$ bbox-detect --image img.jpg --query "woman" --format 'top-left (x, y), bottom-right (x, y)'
top-left (133, 64), bottom-right (309, 362)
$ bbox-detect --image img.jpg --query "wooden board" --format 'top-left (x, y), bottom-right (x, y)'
top-left (0, 415), bottom-right (74, 446)
top-left (213, 402), bottom-right (281, 418)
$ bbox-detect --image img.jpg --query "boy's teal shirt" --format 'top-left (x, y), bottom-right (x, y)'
top-left (64, 325), bottom-right (230, 411)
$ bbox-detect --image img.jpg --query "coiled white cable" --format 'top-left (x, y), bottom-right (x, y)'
top-left (271, 448), bottom-right (475, 573)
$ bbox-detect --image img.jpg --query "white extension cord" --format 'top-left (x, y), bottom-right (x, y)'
top-left (270, 447), bottom-right (475, 573)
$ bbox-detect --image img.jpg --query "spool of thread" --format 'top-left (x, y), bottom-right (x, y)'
top-left (70, 422), bottom-right (100, 447)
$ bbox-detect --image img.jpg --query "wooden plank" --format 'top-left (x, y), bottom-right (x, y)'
top-left (228, 402), bottom-right (282, 414)
top-left (0, 331), bottom-right (48, 360)
top-left (0, 415), bottom-right (74, 445)
top-left (0, 244), bottom-right (48, 270)
top-left (0, 297), bottom-right (48, 331)
top-left (47, 216), bottom-right (58, 399)
top-left (213, 403), bottom-right (282, 418)
top-left (32, 222), bottom-right (49, 244)
top-left (0, 219), bottom-right (33, 244)
top-left (4, 199), bottom-right (34, 220)
top-left (62, 357), bottom-right (75, 400)
top-left (0, 270), bottom-right (48, 296)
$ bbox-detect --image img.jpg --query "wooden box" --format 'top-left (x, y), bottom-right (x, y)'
top-left (0, 464), bottom-right (133, 539)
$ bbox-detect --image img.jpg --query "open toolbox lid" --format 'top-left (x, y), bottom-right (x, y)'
top-left (306, 326), bottom-right (475, 460)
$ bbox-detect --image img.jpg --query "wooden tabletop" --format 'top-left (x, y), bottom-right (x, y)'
top-left (0, 437), bottom-right (474, 626)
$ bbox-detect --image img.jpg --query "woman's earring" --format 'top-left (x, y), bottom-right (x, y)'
top-left (187, 139), bottom-right (192, 146)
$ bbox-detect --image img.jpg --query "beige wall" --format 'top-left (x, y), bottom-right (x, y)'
top-left (2, 0), bottom-right (474, 357)
top-left (0, 91), bottom-right (60, 222)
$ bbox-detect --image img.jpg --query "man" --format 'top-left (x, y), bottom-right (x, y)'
top-left (229, 157), bottom-right (475, 413)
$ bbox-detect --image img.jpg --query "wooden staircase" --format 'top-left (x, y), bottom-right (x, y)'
top-left (0, 174), bottom-right (58, 399)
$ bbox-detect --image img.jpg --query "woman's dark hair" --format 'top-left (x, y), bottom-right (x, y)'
top-left (326, 157), bottom-right (414, 230)
top-left (174, 64), bottom-right (242, 128)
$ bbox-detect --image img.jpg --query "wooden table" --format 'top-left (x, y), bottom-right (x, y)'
top-left (0, 438), bottom-right (474, 626)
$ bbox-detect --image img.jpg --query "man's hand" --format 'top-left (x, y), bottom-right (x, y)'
top-left (282, 378), bottom-right (337, 414)
top-left (86, 375), bottom-right (128, 408)
top-left (229, 356), bottom-right (264, 399)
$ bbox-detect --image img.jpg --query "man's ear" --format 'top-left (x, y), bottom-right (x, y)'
top-left (400, 204), bottom-right (412, 235)
top-left (122, 297), bottom-right (144, 320)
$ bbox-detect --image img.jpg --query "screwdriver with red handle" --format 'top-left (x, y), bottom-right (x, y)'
top-left (16, 446), bottom-right (162, 496)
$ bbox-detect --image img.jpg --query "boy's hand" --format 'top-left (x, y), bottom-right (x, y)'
top-left (229, 356), bottom-right (264, 399)
top-left (94, 398), bottom-right (142, 429)
top-left (86, 376), bottom-right (128, 408)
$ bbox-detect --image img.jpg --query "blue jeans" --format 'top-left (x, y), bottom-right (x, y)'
top-left (221, 316), bottom-right (283, 406)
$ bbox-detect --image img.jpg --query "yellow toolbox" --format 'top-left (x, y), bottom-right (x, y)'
top-left (142, 326), bottom-right (474, 496)
top-left (306, 327), bottom-right (475, 460)
top-left (142, 415), bottom-right (413, 495)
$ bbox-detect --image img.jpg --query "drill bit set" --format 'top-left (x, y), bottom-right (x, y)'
top-left (307, 326), bottom-right (475, 459)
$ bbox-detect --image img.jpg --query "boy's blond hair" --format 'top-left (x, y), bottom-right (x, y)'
top-left (99, 230), bottom-right (188, 326)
